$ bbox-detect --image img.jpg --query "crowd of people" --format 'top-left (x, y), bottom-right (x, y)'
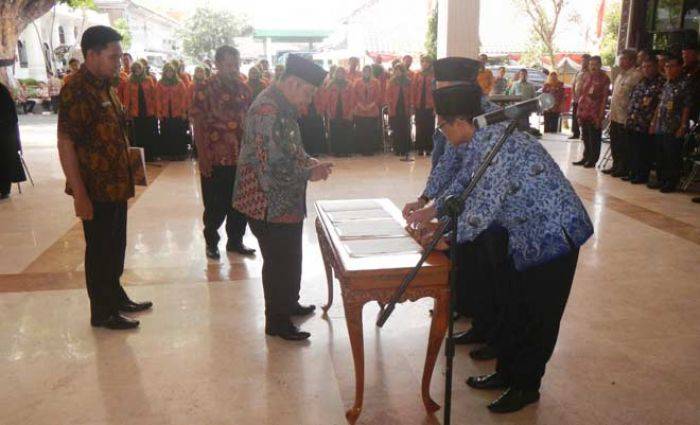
top-left (569, 45), bottom-right (699, 197)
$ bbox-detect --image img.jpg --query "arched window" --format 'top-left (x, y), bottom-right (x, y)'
top-left (17, 40), bottom-right (28, 68)
top-left (58, 26), bottom-right (66, 44)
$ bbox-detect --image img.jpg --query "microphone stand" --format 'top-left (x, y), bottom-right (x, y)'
top-left (376, 120), bottom-right (519, 425)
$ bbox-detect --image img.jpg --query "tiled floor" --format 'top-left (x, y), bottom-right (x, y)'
top-left (1, 115), bottom-right (699, 424)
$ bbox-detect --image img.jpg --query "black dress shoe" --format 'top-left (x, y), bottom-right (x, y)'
top-left (265, 323), bottom-right (311, 341)
top-left (602, 168), bottom-right (615, 174)
top-left (292, 304), bottom-right (316, 316)
top-left (693, 197), bottom-right (700, 204)
top-left (467, 372), bottom-right (510, 390)
top-left (91, 314), bottom-right (139, 330)
top-left (118, 300), bottom-right (153, 313)
top-left (647, 180), bottom-right (663, 189)
top-left (568, 135), bottom-right (579, 140)
top-left (452, 328), bottom-right (486, 345)
top-left (583, 162), bottom-right (596, 168)
top-left (206, 245), bottom-right (220, 260)
top-left (226, 242), bottom-right (256, 256)
top-left (630, 177), bottom-right (648, 184)
top-left (611, 170), bottom-right (627, 178)
top-left (488, 388), bottom-right (540, 413)
top-left (470, 344), bottom-right (499, 361)
top-left (621, 175), bottom-right (631, 181)
top-left (0, 193), bottom-right (9, 200)
top-left (660, 183), bottom-right (676, 193)
top-left (571, 159), bottom-right (586, 166)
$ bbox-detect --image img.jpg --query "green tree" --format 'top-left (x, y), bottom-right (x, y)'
top-left (511, 0), bottom-right (568, 69)
top-left (113, 18), bottom-right (131, 51)
top-left (600, 0), bottom-right (621, 67)
top-left (424, 5), bottom-right (438, 59)
top-left (0, 0), bottom-right (94, 83)
top-left (179, 8), bottom-right (252, 61)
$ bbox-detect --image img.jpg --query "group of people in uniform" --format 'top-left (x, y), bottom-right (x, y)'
top-left (570, 44), bottom-right (699, 199)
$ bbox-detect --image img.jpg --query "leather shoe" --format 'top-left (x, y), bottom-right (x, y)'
top-left (583, 162), bottom-right (596, 168)
top-left (567, 135), bottom-right (579, 140)
top-left (660, 183), bottom-right (676, 193)
top-left (467, 372), bottom-right (510, 390)
top-left (118, 300), bottom-right (153, 313)
top-left (470, 344), bottom-right (499, 361)
top-left (91, 313), bottom-right (139, 330)
top-left (265, 322), bottom-right (311, 341)
top-left (647, 180), bottom-right (663, 189)
top-left (292, 303), bottom-right (316, 316)
top-left (621, 175), bottom-right (631, 181)
top-left (611, 170), bottom-right (627, 178)
top-left (206, 245), bottom-right (220, 260)
top-left (602, 168), bottom-right (615, 174)
top-left (630, 177), bottom-right (648, 184)
top-left (226, 242), bottom-right (256, 256)
top-left (571, 159), bottom-right (586, 166)
top-left (488, 388), bottom-right (540, 413)
top-left (452, 328), bottom-right (486, 345)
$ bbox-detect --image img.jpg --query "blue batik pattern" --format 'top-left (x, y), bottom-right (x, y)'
top-left (423, 96), bottom-right (501, 199)
top-left (435, 125), bottom-right (594, 271)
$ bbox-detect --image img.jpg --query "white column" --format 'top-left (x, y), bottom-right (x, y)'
top-left (437, 0), bottom-right (480, 59)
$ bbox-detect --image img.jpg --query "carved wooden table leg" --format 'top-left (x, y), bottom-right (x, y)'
top-left (343, 296), bottom-right (366, 424)
top-left (421, 289), bottom-right (449, 412)
top-left (315, 218), bottom-right (334, 312)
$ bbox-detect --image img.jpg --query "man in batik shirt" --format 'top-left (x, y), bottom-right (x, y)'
top-left (626, 55), bottom-right (665, 184)
top-left (233, 54), bottom-right (332, 341)
top-left (190, 46), bottom-right (255, 259)
top-left (649, 55), bottom-right (692, 193)
top-left (573, 56), bottom-right (610, 168)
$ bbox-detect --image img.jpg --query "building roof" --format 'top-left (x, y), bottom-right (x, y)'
top-left (253, 29), bottom-right (332, 42)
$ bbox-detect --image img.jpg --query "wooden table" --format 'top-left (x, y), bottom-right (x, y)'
top-left (314, 199), bottom-right (450, 423)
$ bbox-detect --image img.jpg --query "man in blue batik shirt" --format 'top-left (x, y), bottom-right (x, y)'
top-left (408, 84), bottom-right (594, 413)
top-left (403, 57), bottom-right (508, 358)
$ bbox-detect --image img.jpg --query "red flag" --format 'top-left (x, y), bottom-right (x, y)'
top-left (596, 0), bottom-right (606, 38)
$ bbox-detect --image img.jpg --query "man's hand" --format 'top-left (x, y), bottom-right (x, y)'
top-left (198, 155), bottom-right (213, 178)
top-left (307, 157), bottom-right (321, 167)
top-left (74, 193), bottom-right (93, 220)
top-left (406, 205), bottom-right (437, 229)
top-left (309, 162), bottom-right (334, 182)
top-left (419, 231), bottom-right (450, 251)
top-left (402, 198), bottom-right (427, 219)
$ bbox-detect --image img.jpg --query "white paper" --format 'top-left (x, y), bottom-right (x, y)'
top-left (344, 237), bottom-right (422, 257)
top-left (320, 199), bottom-right (383, 212)
top-left (334, 219), bottom-right (406, 239)
top-left (328, 209), bottom-right (392, 223)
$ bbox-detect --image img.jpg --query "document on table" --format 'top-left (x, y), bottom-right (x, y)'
top-left (334, 218), bottom-right (406, 239)
top-left (328, 208), bottom-right (392, 223)
top-left (344, 236), bottom-right (422, 257)
top-left (319, 199), bottom-right (383, 212)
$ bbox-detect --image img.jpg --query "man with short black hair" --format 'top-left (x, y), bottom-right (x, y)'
top-left (573, 56), bottom-right (610, 167)
top-left (233, 54), bottom-right (333, 341)
top-left (190, 45), bottom-right (256, 260)
top-left (57, 25), bottom-right (152, 330)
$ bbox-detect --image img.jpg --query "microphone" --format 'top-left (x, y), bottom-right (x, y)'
top-left (473, 93), bottom-right (556, 129)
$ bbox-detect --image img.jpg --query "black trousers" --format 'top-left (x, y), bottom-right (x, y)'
top-left (330, 118), bottom-right (354, 156)
top-left (0, 180), bottom-right (10, 195)
top-left (390, 114), bottom-right (411, 155)
top-left (609, 121), bottom-right (630, 174)
top-left (570, 102), bottom-right (580, 138)
top-left (496, 248), bottom-right (579, 391)
top-left (456, 228), bottom-right (510, 344)
top-left (543, 112), bottom-right (560, 133)
top-left (628, 129), bottom-right (654, 181)
top-left (82, 202), bottom-right (130, 320)
top-left (50, 95), bottom-right (60, 113)
top-left (658, 134), bottom-right (684, 186)
top-left (580, 121), bottom-right (602, 165)
top-left (132, 116), bottom-right (159, 162)
top-left (414, 108), bottom-right (435, 152)
top-left (248, 219), bottom-right (303, 325)
top-left (354, 116), bottom-right (381, 155)
top-left (201, 165), bottom-right (247, 248)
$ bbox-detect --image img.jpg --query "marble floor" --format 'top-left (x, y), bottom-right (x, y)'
top-left (1, 114), bottom-right (699, 425)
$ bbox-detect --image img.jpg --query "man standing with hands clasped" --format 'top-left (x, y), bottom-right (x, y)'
top-left (233, 54), bottom-right (332, 341)
top-left (57, 26), bottom-right (152, 330)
